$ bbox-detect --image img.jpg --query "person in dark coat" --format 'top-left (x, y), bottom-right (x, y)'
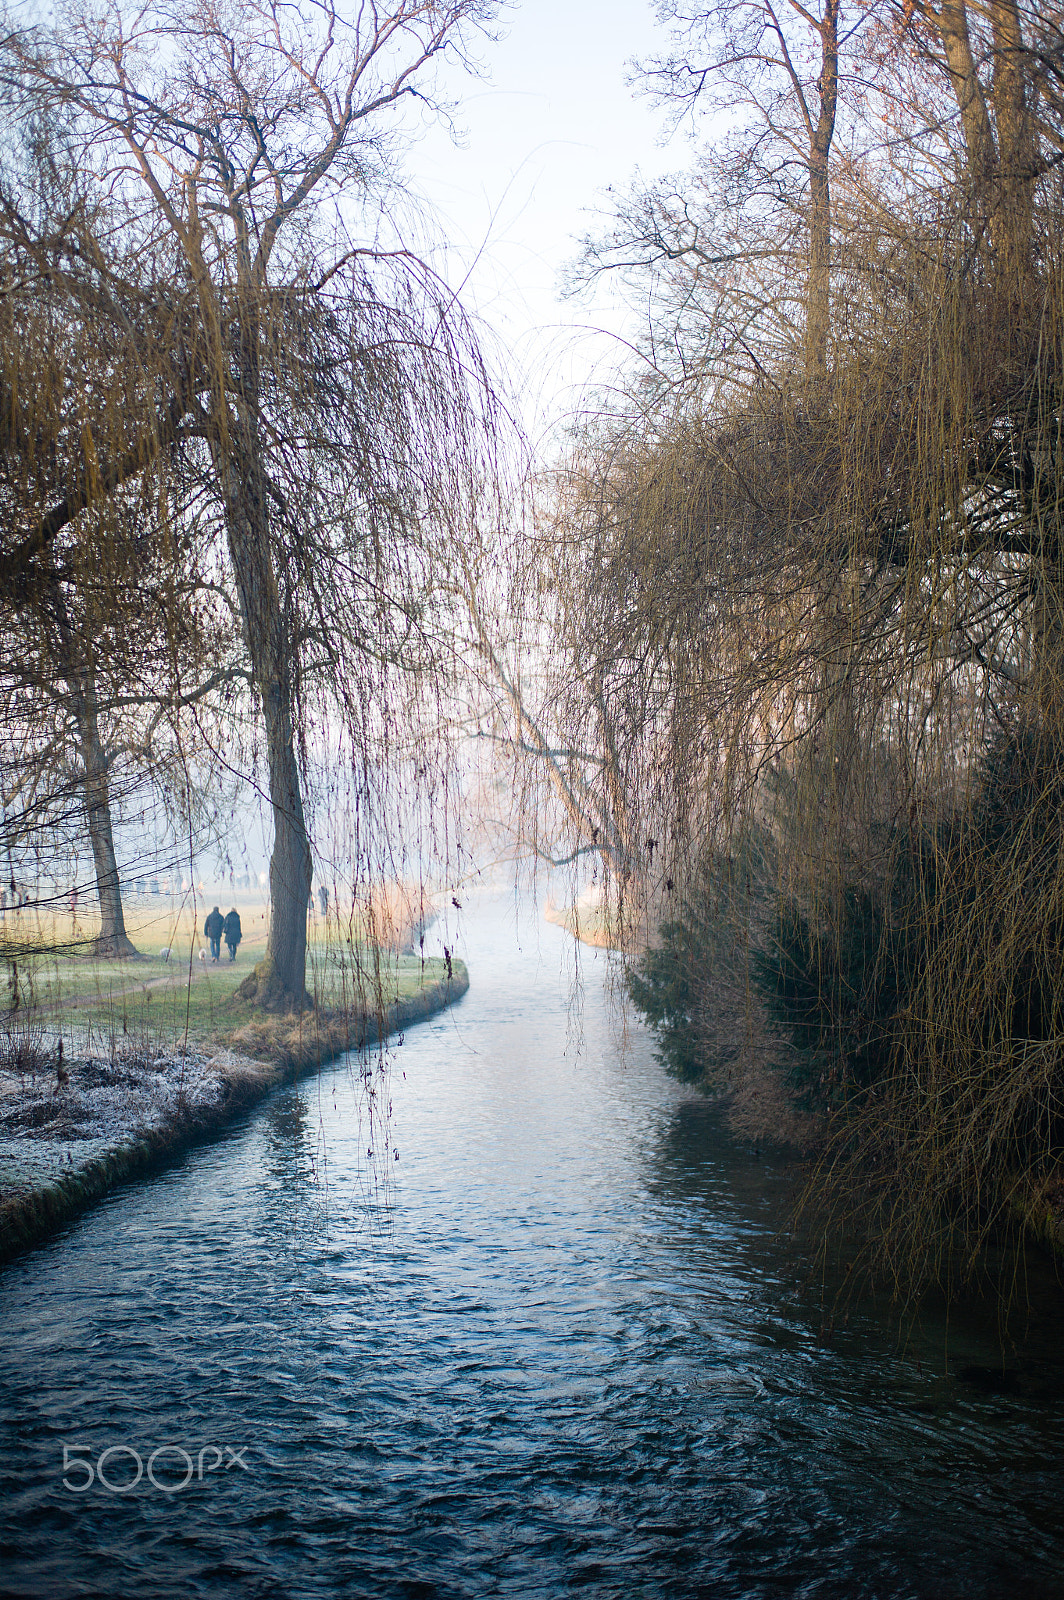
top-left (204, 905), bottom-right (224, 962)
top-left (223, 907), bottom-right (242, 962)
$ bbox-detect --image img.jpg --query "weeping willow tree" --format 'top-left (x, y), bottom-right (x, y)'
top-left (545, 0), bottom-right (1064, 1298)
top-left (0, 105), bottom-right (243, 959)
top-left (0, 0), bottom-right (507, 1008)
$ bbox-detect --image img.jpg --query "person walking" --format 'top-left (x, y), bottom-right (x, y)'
top-left (204, 905), bottom-right (224, 962)
top-left (223, 907), bottom-right (242, 962)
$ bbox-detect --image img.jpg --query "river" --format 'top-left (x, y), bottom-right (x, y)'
top-left (1, 890), bottom-right (1063, 1598)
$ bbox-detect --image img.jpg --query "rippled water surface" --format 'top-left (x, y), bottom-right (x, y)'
top-left (2, 892), bottom-right (1064, 1598)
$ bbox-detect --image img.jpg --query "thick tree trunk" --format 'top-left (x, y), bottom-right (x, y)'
top-left (989, 0), bottom-right (1034, 292)
top-left (936, 0), bottom-right (996, 197)
top-left (229, 530), bottom-right (313, 1009)
top-left (933, 0), bottom-right (1034, 289)
top-left (250, 668), bottom-right (313, 1010)
top-left (219, 353), bottom-right (312, 1012)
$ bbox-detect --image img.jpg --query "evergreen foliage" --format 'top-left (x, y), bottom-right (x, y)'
top-left (753, 886), bottom-right (901, 1093)
top-left (626, 909), bottom-right (718, 1084)
top-left (630, 725), bottom-right (1064, 1185)
top-left (625, 839), bottom-right (773, 1086)
top-left (759, 728), bottom-right (1064, 1093)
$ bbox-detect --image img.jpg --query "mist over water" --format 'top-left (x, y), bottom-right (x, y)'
top-left (0, 891), bottom-right (1062, 1598)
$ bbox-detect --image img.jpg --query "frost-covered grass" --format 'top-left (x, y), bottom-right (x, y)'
top-left (0, 893), bottom-right (458, 1242)
top-left (0, 948), bottom-right (459, 1214)
top-left (0, 896), bottom-right (448, 1216)
top-left (0, 1043), bottom-right (227, 1148)
top-left (0, 1033), bottom-right (293, 1234)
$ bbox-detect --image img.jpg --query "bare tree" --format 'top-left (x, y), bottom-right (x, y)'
top-left (0, 101), bottom-right (250, 956)
top-left (902, 0), bottom-right (1037, 287)
top-left (2, 0), bottom-right (504, 1007)
top-left (572, 0), bottom-right (847, 389)
top-left (529, 0), bottom-right (1064, 1303)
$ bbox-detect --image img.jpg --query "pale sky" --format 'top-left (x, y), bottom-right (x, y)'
top-left (408, 0), bottom-right (680, 443)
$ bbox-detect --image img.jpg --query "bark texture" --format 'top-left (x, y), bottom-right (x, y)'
top-left (48, 572), bottom-right (138, 958)
top-left (805, 0), bottom-right (839, 383)
top-left (75, 681), bottom-right (137, 958)
top-left (220, 337), bottom-right (312, 1011)
top-left (933, 0), bottom-right (1035, 289)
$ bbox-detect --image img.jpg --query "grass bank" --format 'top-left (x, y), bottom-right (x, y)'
top-left (0, 899), bottom-right (467, 1264)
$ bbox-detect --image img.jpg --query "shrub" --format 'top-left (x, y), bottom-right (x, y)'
top-left (630, 726), bottom-right (1064, 1291)
top-left (625, 836), bottom-right (777, 1086)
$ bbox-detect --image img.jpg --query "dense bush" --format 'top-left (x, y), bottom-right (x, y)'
top-left (772, 728), bottom-right (1064, 1088)
top-left (625, 908), bottom-right (719, 1084)
top-left (753, 884), bottom-right (903, 1095)
top-left (629, 725), bottom-right (1064, 1288)
top-left (625, 841), bottom-right (773, 1086)
top-left (631, 726), bottom-right (1064, 1118)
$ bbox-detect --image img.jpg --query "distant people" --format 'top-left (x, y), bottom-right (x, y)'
top-left (318, 885), bottom-right (328, 917)
top-left (204, 905), bottom-right (224, 962)
top-left (223, 907), bottom-right (242, 962)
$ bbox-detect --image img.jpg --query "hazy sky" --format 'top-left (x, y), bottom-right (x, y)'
top-left (410, 0), bottom-right (680, 440)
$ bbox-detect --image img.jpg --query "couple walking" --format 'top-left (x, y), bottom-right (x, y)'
top-left (204, 905), bottom-right (242, 962)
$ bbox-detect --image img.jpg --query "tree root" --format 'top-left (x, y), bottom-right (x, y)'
top-left (234, 957), bottom-right (313, 1014)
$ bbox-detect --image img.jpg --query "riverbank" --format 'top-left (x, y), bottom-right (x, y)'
top-left (543, 892), bottom-right (641, 952)
top-left (546, 895), bottom-right (1064, 1275)
top-left (0, 958), bottom-right (468, 1265)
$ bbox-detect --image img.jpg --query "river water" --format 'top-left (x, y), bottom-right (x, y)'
top-left (1, 891), bottom-right (1063, 1598)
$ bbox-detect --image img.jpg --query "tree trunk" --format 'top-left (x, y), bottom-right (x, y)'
top-left (74, 676), bottom-right (138, 958)
top-left (250, 664), bottom-right (313, 1011)
top-left (989, 0), bottom-right (1034, 293)
top-left (228, 516), bottom-right (313, 1010)
top-left (933, 0), bottom-right (1034, 289)
top-left (805, 0), bottom-right (839, 384)
top-left (47, 568), bottom-right (138, 957)
top-left (806, 155), bottom-right (832, 382)
top-left (219, 345), bottom-right (312, 1012)
top-left (935, 0), bottom-right (996, 199)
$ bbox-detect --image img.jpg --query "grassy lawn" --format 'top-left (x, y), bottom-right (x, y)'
top-left (2, 894), bottom-right (450, 1052)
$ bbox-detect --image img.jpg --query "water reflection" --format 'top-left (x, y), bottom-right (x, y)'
top-left (261, 1086), bottom-right (314, 1178)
